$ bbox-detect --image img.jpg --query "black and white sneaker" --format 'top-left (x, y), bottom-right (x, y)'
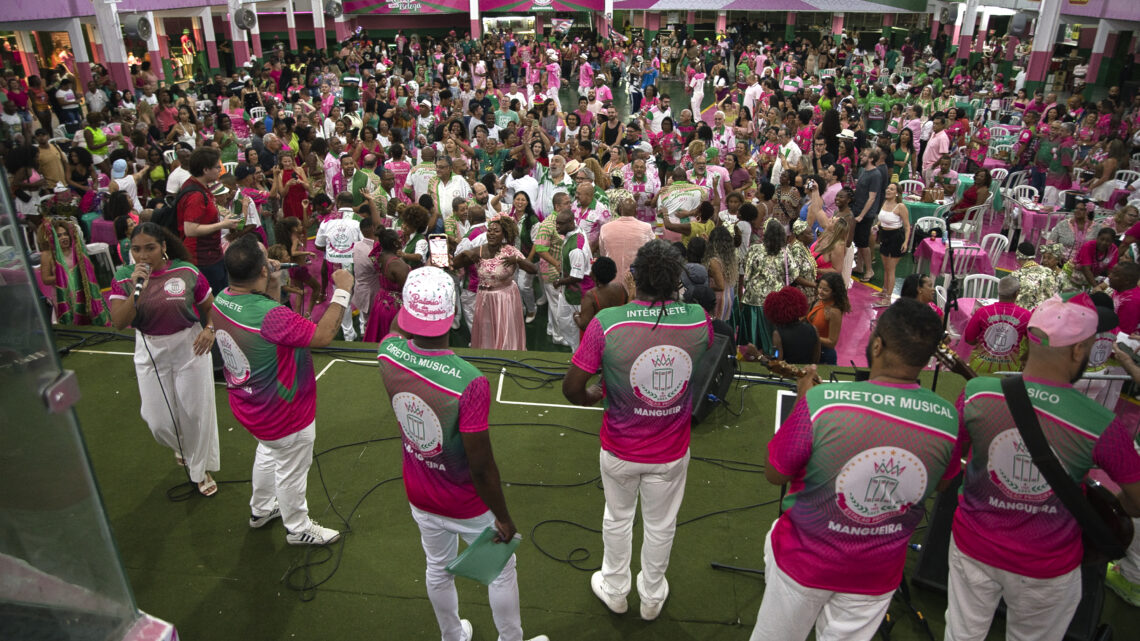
top-left (286, 519), bottom-right (340, 545)
top-left (249, 500), bottom-right (281, 529)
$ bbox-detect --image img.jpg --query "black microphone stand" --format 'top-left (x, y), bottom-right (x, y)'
top-left (930, 227), bottom-right (959, 394)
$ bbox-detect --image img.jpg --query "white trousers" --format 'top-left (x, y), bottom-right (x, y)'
top-left (336, 262), bottom-right (357, 341)
top-left (551, 288), bottom-right (580, 352)
top-left (597, 448), bottom-right (690, 606)
top-left (410, 505), bottom-right (524, 641)
top-left (516, 269), bottom-right (536, 315)
top-left (134, 327), bottom-right (220, 484)
top-left (250, 422), bottom-right (316, 533)
top-left (461, 289), bottom-right (477, 339)
top-left (542, 280), bottom-right (562, 341)
top-left (691, 93), bottom-right (704, 119)
top-left (944, 535), bottom-right (1081, 641)
top-left (749, 521), bottom-right (892, 641)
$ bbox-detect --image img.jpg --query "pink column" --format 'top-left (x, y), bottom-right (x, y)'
top-left (334, 19), bottom-right (350, 41)
top-left (832, 13), bottom-right (844, 37)
top-left (647, 13), bottom-right (660, 33)
top-left (883, 14), bottom-right (893, 27)
top-left (107, 63), bottom-right (130, 90)
top-left (156, 26), bottom-right (170, 59)
top-left (251, 33), bottom-right (263, 58)
top-left (1005, 36), bottom-right (1018, 62)
top-left (192, 21), bottom-right (205, 50)
top-left (715, 12), bottom-right (726, 33)
top-left (315, 27), bottom-right (328, 51)
top-left (77, 62), bottom-right (93, 91)
top-left (930, 17), bottom-right (940, 42)
top-left (86, 24), bottom-right (102, 64)
top-left (535, 15), bottom-right (544, 37)
top-left (19, 50), bottom-right (40, 78)
top-left (288, 25), bottom-right (299, 52)
top-left (206, 39), bottom-right (219, 69)
top-left (149, 51), bottom-right (164, 80)
top-left (233, 40), bottom-right (250, 66)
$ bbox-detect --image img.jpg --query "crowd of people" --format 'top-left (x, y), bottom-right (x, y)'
top-left (6, 19), bottom-right (1140, 641)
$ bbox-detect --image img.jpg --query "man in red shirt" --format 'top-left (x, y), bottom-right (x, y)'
top-left (1110, 261), bottom-right (1140, 335)
top-left (177, 147), bottom-right (238, 293)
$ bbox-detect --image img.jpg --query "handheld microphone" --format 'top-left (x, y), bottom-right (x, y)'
top-left (133, 264), bottom-right (151, 297)
top-left (276, 262), bottom-right (299, 269)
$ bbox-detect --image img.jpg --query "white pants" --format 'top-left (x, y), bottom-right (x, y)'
top-left (250, 422), bottom-right (316, 533)
top-left (334, 261), bottom-right (357, 341)
top-left (516, 268), bottom-right (536, 315)
top-left (134, 327), bottom-right (220, 484)
top-left (1119, 517), bottom-right (1140, 582)
top-left (842, 244), bottom-right (855, 290)
top-left (749, 521), bottom-right (892, 641)
top-left (410, 505), bottom-right (523, 641)
top-left (551, 288), bottom-right (580, 352)
top-left (691, 93), bottom-right (704, 119)
top-left (542, 280), bottom-right (562, 342)
top-left (597, 448), bottom-right (690, 607)
top-left (944, 534), bottom-right (1081, 641)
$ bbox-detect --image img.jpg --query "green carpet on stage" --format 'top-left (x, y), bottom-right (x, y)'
top-left (58, 331), bottom-right (1129, 640)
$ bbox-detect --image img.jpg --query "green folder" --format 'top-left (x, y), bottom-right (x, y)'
top-left (445, 528), bottom-right (522, 585)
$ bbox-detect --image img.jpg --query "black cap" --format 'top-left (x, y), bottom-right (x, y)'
top-left (234, 164), bottom-right (256, 180)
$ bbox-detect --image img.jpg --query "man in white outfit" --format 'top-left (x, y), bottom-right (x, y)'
top-left (315, 192), bottom-right (364, 341)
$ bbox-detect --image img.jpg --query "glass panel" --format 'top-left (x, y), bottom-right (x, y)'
top-left (0, 169), bottom-right (138, 640)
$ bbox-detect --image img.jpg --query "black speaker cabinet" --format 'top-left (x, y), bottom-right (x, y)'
top-left (691, 333), bottom-right (737, 425)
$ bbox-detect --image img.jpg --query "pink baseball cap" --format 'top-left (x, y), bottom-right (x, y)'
top-left (1027, 294), bottom-right (1098, 347)
top-left (398, 267), bottom-right (455, 337)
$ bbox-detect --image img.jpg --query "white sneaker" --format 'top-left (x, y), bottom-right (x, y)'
top-left (286, 519), bottom-right (340, 545)
top-left (458, 618), bottom-right (472, 641)
top-left (525, 636), bottom-right (550, 641)
top-left (248, 499), bottom-right (281, 529)
top-left (639, 576), bottom-right (669, 621)
top-left (590, 571), bottom-right (628, 614)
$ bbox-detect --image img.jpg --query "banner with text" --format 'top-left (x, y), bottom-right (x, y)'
top-left (345, 0), bottom-right (466, 14)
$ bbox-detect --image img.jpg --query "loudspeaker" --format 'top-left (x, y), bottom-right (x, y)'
top-left (691, 332), bottom-right (737, 425)
top-left (1009, 13), bottom-right (1030, 39)
top-left (912, 475), bottom-right (1112, 641)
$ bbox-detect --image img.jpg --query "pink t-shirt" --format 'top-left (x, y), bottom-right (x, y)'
top-left (572, 300), bottom-right (712, 464)
top-left (768, 382), bottom-right (960, 595)
top-left (109, 260), bottom-right (210, 336)
top-left (951, 376), bottom-right (1140, 578)
top-left (1113, 286), bottom-right (1140, 334)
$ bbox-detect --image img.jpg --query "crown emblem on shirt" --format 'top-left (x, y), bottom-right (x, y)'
top-left (651, 353), bottom-right (676, 368)
top-left (404, 402), bottom-right (425, 418)
top-left (873, 457), bottom-right (906, 476)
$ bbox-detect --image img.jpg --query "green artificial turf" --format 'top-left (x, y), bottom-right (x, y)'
top-left (56, 333), bottom-right (1130, 640)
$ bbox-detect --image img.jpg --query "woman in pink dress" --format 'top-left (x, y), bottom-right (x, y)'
top-left (386, 143), bottom-right (413, 204)
top-left (363, 229), bottom-right (410, 342)
top-left (453, 217), bottom-right (537, 351)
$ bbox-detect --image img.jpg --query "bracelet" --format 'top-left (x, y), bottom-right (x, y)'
top-left (330, 289), bottom-right (351, 309)
top-left (205, 325), bottom-right (215, 334)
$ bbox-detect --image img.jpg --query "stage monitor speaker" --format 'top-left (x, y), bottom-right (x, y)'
top-left (911, 476), bottom-right (1111, 641)
top-left (691, 332), bottom-right (736, 425)
top-left (1009, 13), bottom-right (1030, 39)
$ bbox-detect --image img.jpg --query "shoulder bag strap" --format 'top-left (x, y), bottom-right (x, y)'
top-left (1000, 375), bottom-right (1126, 558)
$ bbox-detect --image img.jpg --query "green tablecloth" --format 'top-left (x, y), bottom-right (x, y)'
top-left (956, 175), bottom-right (975, 200)
top-left (904, 199), bottom-right (947, 225)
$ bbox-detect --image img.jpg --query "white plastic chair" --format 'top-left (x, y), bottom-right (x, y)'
top-left (1115, 170), bottom-right (1140, 186)
top-left (86, 242), bottom-right (114, 288)
top-left (962, 273), bottom-right (1001, 300)
top-left (980, 233), bottom-right (1009, 271)
top-left (222, 162), bottom-right (238, 174)
top-left (1011, 184), bottom-right (1038, 204)
top-left (939, 247), bottom-right (983, 291)
top-left (990, 167), bottom-right (1008, 184)
top-left (912, 216), bottom-right (948, 254)
top-left (250, 106), bottom-right (267, 123)
top-left (163, 149), bottom-right (177, 165)
top-left (1000, 97), bottom-right (1014, 112)
top-left (950, 205), bottom-right (987, 245)
top-left (988, 143), bottom-right (1012, 159)
top-left (898, 179), bottom-right (925, 197)
top-left (988, 125), bottom-right (1011, 139)
top-left (1131, 152), bottom-right (1140, 171)
top-left (935, 284), bottom-right (947, 310)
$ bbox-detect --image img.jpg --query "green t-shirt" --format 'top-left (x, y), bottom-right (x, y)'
top-left (495, 108), bottom-right (519, 130)
top-left (475, 148), bottom-right (510, 176)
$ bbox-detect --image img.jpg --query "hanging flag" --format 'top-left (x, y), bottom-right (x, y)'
top-left (551, 19), bottom-right (574, 35)
top-left (609, 26), bottom-right (628, 43)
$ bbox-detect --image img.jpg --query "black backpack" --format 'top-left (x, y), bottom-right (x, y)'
top-left (151, 180), bottom-right (208, 237)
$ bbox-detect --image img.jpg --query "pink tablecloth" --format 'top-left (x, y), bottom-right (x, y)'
top-left (1014, 201), bottom-right (1062, 246)
top-left (914, 238), bottom-right (992, 278)
top-left (981, 157), bottom-right (1010, 171)
top-left (1109, 188), bottom-right (1131, 208)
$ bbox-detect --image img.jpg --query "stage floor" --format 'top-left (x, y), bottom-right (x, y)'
top-left (57, 330), bottom-right (1130, 640)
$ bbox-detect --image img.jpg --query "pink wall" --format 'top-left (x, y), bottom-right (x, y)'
top-left (244, 13), bottom-right (467, 34)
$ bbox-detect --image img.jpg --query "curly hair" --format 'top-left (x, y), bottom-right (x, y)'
top-left (376, 228), bottom-right (401, 253)
top-left (764, 286), bottom-right (809, 326)
top-left (818, 272), bottom-right (850, 314)
top-left (762, 218), bottom-right (787, 255)
top-left (631, 239), bottom-right (683, 304)
top-left (401, 204), bottom-right (431, 234)
top-left (489, 215), bottom-right (519, 245)
top-left (704, 224), bottom-right (738, 289)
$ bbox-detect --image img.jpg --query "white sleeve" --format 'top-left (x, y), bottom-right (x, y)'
top-left (568, 247), bottom-right (590, 279)
top-left (314, 222), bottom-right (328, 249)
top-left (413, 238), bottom-right (428, 257)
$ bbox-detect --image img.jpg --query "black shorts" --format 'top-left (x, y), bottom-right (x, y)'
top-left (878, 227), bottom-right (906, 257)
top-left (854, 214), bottom-right (877, 249)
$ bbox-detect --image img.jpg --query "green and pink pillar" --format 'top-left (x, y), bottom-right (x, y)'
top-left (1025, 0), bottom-right (1062, 94)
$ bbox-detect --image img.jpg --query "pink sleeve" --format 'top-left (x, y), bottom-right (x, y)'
top-left (768, 397), bottom-right (813, 478)
top-left (1126, 222), bottom-right (1140, 240)
top-left (963, 307), bottom-right (985, 345)
top-left (943, 392), bottom-right (970, 481)
top-left (1118, 299), bottom-right (1140, 335)
top-left (109, 277), bottom-right (129, 301)
top-left (194, 271), bottom-right (211, 305)
top-left (571, 317), bottom-right (605, 374)
top-left (458, 376), bottom-right (490, 434)
top-left (1093, 418), bottom-right (1140, 485)
top-left (1073, 241), bottom-right (1095, 267)
top-left (260, 305), bottom-right (318, 348)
